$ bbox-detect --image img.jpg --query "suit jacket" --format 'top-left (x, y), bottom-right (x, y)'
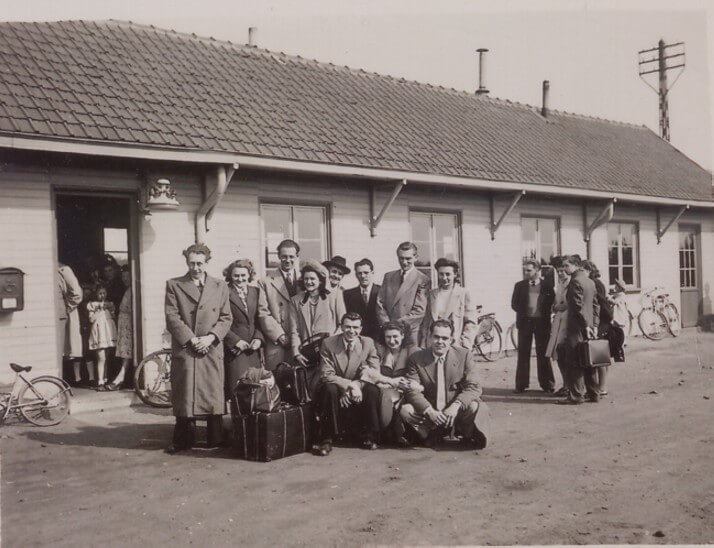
top-left (510, 278), bottom-right (555, 329)
top-left (343, 284), bottom-right (381, 340)
top-left (58, 264), bottom-right (83, 358)
top-left (287, 289), bottom-right (347, 358)
top-left (565, 269), bottom-right (600, 347)
top-left (376, 269), bottom-right (431, 338)
top-left (320, 334), bottom-right (380, 392)
top-left (418, 285), bottom-right (478, 349)
top-left (165, 273), bottom-right (232, 416)
top-left (404, 346), bottom-right (483, 414)
top-left (258, 269), bottom-right (297, 343)
top-left (224, 285), bottom-right (284, 349)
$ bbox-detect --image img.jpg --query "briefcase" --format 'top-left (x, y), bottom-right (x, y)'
top-left (297, 332), bottom-right (329, 367)
top-left (231, 402), bottom-right (313, 462)
top-left (274, 362), bottom-right (312, 405)
top-left (577, 339), bottom-right (612, 368)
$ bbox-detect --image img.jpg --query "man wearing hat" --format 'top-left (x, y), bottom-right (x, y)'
top-left (323, 256), bottom-right (350, 292)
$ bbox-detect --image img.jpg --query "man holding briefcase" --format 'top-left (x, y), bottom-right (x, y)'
top-left (557, 255), bottom-right (601, 405)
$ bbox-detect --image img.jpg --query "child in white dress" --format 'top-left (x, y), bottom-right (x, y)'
top-left (87, 285), bottom-right (117, 390)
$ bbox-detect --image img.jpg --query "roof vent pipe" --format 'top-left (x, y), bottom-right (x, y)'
top-left (476, 48), bottom-right (489, 95)
top-left (248, 27), bottom-right (258, 47)
top-left (541, 80), bottom-right (550, 117)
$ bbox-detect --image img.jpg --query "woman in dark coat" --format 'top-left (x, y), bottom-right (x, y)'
top-left (223, 259), bottom-right (278, 394)
top-left (582, 260), bottom-right (614, 396)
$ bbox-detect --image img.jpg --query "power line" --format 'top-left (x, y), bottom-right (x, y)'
top-left (638, 39), bottom-right (686, 142)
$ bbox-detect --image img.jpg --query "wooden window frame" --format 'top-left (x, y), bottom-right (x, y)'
top-left (520, 214), bottom-right (561, 265)
top-left (607, 220), bottom-right (641, 290)
top-left (408, 208), bottom-right (463, 286)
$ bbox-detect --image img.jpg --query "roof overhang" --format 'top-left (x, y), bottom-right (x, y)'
top-left (2, 133), bottom-right (713, 209)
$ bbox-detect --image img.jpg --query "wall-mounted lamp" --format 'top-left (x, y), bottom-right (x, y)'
top-left (140, 177), bottom-right (180, 216)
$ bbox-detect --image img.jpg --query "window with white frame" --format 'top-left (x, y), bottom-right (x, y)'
top-left (409, 211), bottom-right (461, 285)
top-left (261, 203), bottom-right (329, 272)
top-left (521, 217), bottom-right (559, 265)
top-left (607, 222), bottom-right (639, 288)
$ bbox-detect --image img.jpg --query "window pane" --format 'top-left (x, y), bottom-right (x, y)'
top-left (410, 213), bottom-right (431, 268)
top-left (622, 267), bottom-right (634, 286)
top-left (622, 247), bottom-right (633, 266)
top-left (294, 207), bottom-right (326, 263)
top-left (262, 205), bottom-right (291, 269)
top-left (608, 247), bottom-right (619, 266)
top-left (521, 218), bottom-right (537, 262)
top-left (434, 214), bottom-right (458, 261)
top-left (609, 267), bottom-right (619, 286)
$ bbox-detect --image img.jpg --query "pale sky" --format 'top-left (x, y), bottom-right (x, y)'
top-left (3, 0), bottom-right (713, 172)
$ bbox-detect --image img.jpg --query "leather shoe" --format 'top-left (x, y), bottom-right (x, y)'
top-left (513, 388), bottom-right (527, 394)
top-left (164, 444), bottom-right (189, 454)
top-left (555, 398), bottom-right (583, 405)
top-left (362, 439), bottom-right (378, 451)
top-left (312, 442), bottom-right (332, 456)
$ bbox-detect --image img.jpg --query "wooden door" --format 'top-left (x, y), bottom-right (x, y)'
top-left (678, 225), bottom-right (701, 327)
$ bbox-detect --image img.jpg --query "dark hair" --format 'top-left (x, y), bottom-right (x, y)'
top-left (277, 239), bottom-right (300, 255)
top-left (581, 260), bottom-right (601, 279)
top-left (92, 283), bottom-right (108, 300)
top-left (300, 264), bottom-right (328, 300)
top-left (562, 254), bottom-right (581, 267)
top-left (550, 255), bottom-right (564, 269)
top-left (430, 318), bottom-right (455, 336)
top-left (341, 312), bottom-right (363, 325)
top-left (396, 241), bottom-right (418, 254)
top-left (354, 258), bottom-right (374, 272)
top-left (183, 243), bottom-right (211, 261)
top-left (223, 259), bottom-right (256, 283)
top-left (434, 257), bottom-right (459, 272)
top-left (120, 264), bottom-right (130, 273)
top-left (379, 321), bottom-right (409, 348)
top-left (523, 259), bottom-right (541, 271)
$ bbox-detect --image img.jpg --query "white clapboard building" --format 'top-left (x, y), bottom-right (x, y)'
top-left (0, 20), bottom-right (712, 384)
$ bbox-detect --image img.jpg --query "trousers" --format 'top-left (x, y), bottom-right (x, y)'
top-left (317, 382), bottom-right (381, 443)
top-left (399, 400), bottom-right (491, 449)
top-left (516, 317), bottom-right (555, 391)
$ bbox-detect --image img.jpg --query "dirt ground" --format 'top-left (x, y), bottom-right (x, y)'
top-left (2, 329), bottom-right (713, 547)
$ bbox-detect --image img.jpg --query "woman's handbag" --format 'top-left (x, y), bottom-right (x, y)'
top-left (297, 332), bottom-right (330, 367)
top-left (576, 338), bottom-right (612, 368)
top-left (233, 361), bottom-right (281, 416)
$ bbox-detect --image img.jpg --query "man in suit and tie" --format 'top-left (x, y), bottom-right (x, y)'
top-left (259, 239), bottom-right (300, 369)
top-left (399, 319), bottom-right (490, 449)
top-left (418, 258), bottom-right (478, 349)
top-left (510, 259), bottom-right (556, 393)
top-left (314, 312), bottom-right (381, 455)
top-left (376, 241), bottom-right (431, 342)
top-left (558, 254), bottom-right (601, 404)
top-left (164, 243), bottom-right (232, 453)
top-left (343, 258), bottom-right (381, 341)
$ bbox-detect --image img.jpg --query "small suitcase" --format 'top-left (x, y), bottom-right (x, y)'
top-left (232, 402), bottom-right (313, 462)
top-left (577, 339), bottom-right (612, 368)
top-left (274, 362), bottom-right (312, 405)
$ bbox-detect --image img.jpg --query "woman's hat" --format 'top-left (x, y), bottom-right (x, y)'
top-left (322, 255), bottom-right (351, 275)
top-left (614, 278), bottom-right (627, 292)
top-left (301, 258), bottom-right (329, 279)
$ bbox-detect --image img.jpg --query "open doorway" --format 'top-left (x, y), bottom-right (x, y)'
top-left (55, 192), bottom-right (140, 390)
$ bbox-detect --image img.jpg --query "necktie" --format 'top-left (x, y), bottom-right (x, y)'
top-left (362, 288), bottom-right (369, 305)
top-left (436, 355), bottom-right (446, 411)
top-left (400, 270), bottom-right (406, 286)
top-left (346, 341), bottom-right (352, 360)
top-left (287, 271), bottom-right (293, 286)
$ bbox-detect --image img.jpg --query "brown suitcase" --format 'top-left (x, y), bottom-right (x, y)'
top-left (577, 339), bottom-right (612, 368)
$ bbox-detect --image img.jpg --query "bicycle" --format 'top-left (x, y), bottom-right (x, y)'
top-left (134, 349), bottom-right (172, 408)
top-left (0, 363), bottom-right (72, 426)
top-left (473, 306), bottom-right (503, 361)
top-left (637, 287), bottom-right (681, 340)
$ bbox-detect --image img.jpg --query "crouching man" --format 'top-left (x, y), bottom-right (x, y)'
top-left (400, 319), bottom-right (491, 449)
top-left (314, 312), bottom-right (381, 456)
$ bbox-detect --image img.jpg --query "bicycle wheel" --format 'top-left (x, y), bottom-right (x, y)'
top-left (663, 303), bottom-right (681, 337)
top-left (626, 310), bottom-right (635, 337)
top-left (638, 308), bottom-right (668, 340)
top-left (509, 322), bottom-right (518, 350)
top-left (18, 377), bottom-right (71, 426)
top-left (474, 319), bottom-right (503, 361)
top-left (134, 349), bottom-right (172, 408)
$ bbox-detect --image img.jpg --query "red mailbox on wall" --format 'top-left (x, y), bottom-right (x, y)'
top-left (0, 267), bottom-right (25, 312)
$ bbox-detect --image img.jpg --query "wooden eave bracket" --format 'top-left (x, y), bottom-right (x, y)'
top-left (490, 190), bottom-right (526, 240)
top-left (369, 179), bottom-right (407, 237)
top-left (656, 204), bottom-right (689, 244)
top-left (583, 198), bottom-right (616, 242)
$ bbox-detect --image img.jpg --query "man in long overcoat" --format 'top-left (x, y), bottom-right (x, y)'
top-left (164, 243), bottom-right (232, 453)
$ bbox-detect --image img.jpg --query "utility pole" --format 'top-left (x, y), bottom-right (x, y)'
top-left (638, 39), bottom-right (685, 142)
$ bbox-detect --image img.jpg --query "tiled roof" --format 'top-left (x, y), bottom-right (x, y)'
top-left (0, 20), bottom-right (711, 202)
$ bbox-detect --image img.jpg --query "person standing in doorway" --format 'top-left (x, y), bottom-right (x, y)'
top-left (87, 285), bottom-right (117, 391)
top-left (58, 263), bottom-right (84, 386)
top-left (343, 258), bottom-right (381, 341)
top-left (259, 239), bottom-right (299, 369)
top-left (106, 265), bottom-right (133, 390)
top-left (164, 243), bottom-right (232, 453)
top-left (510, 260), bottom-right (555, 393)
top-left (376, 241), bottom-right (431, 343)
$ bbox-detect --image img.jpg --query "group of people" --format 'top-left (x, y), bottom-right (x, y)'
top-left (163, 240), bottom-right (490, 454)
top-left (57, 255), bottom-right (134, 392)
top-left (511, 255), bottom-right (624, 405)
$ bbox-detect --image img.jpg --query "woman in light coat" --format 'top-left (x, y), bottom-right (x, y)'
top-left (546, 257), bottom-right (570, 396)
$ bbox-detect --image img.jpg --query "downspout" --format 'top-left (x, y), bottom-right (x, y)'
top-left (196, 163), bottom-right (238, 243)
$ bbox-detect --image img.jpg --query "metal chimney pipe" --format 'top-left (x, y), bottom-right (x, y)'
top-left (541, 80), bottom-right (550, 117)
top-left (476, 48), bottom-right (489, 95)
top-left (248, 27), bottom-right (258, 47)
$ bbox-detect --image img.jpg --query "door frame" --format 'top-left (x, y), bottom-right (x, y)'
top-left (52, 188), bottom-right (143, 370)
top-left (678, 223), bottom-right (702, 327)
